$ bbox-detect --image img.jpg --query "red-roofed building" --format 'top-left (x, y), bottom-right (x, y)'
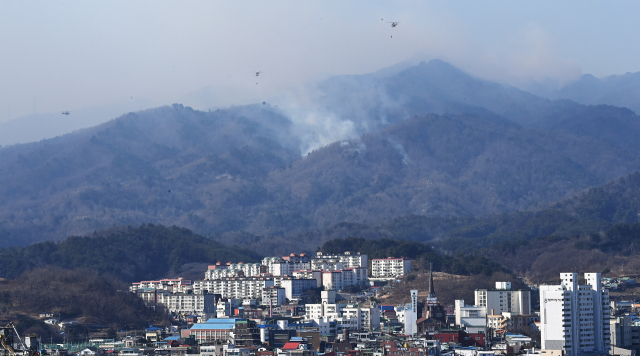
top-left (434, 330), bottom-right (485, 347)
top-left (282, 343), bottom-right (300, 350)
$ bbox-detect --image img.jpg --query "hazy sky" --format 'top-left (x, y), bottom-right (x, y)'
top-left (2, 1), bottom-right (640, 122)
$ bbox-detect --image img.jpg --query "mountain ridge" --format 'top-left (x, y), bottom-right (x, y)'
top-left (1, 60), bottom-right (640, 248)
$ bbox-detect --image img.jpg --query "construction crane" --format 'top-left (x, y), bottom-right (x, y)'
top-left (0, 322), bottom-right (37, 356)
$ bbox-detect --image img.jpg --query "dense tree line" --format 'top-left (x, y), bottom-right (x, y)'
top-left (0, 268), bottom-right (168, 339)
top-left (0, 224), bottom-right (262, 282)
top-left (320, 237), bottom-right (506, 276)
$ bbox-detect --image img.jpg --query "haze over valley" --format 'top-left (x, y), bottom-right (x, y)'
top-left (2, 1), bottom-right (640, 285)
top-left (0, 58), bottom-right (639, 265)
top-left (6, 4), bottom-right (640, 343)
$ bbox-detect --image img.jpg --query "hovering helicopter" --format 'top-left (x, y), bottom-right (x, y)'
top-left (255, 71), bottom-right (261, 77)
top-left (62, 111), bottom-right (70, 115)
top-left (388, 22), bottom-right (400, 28)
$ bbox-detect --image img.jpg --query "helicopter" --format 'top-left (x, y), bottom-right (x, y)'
top-left (62, 111), bottom-right (70, 115)
top-left (255, 71), bottom-right (261, 77)
top-left (388, 22), bottom-right (400, 28)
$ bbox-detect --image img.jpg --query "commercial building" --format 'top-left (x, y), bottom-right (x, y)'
top-left (181, 318), bottom-right (239, 344)
top-left (540, 272), bottom-right (611, 356)
top-left (454, 299), bottom-right (487, 334)
top-left (181, 318), bottom-right (260, 346)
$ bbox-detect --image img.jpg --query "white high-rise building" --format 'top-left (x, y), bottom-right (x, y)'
top-left (540, 272), bottom-right (611, 356)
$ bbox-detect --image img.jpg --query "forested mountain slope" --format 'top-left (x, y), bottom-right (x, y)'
top-left (262, 113), bottom-right (639, 230)
top-left (316, 60), bottom-right (640, 152)
top-left (0, 224), bottom-right (261, 282)
top-left (0, 104), bottom-right (299, 245)
top-left (1, 61), bottom-right (640, 247)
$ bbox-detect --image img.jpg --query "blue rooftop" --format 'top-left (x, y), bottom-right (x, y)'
top-left (191, 318), bottom-right (242, 330)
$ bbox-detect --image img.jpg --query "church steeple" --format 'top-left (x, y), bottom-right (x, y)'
top-left (428, 262), bottom-right (436, 299)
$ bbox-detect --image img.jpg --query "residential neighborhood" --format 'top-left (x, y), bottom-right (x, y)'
top-left (21, 252), bottom-right (640, 356)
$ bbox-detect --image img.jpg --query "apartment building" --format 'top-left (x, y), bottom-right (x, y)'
top-left (314, 251), bottom-right (368, 268)
top-left (292, 270), bottom-right (323, 288)
top-left (475, 281), bottom-right (532, 315)
top-left (345, 267), bottom-right (368, 286)
top-left (262, 254), bottom-right (312, 276)
top-left (304, 301), bottom-right (380, 331)
top-left (130, 278), bottom-right (192, 293)
top-left (192, 277), bottom-right (275, 299)
top-left (136, 288), bottom-right (171, 305)
top-left (274, 277), bottom-right (318, 299)
top-left (205, 262), bottom-right (263, 279)
top-left (311, 259), bottom-right (344, 271)
top-left (540, 272), bottom-right (611, 356)
top-left (320, 267), bottom-right (369, 291)
top-left (322, 271), bottom-right (343, 291)
top-left (262, 286), bottom-right (287, 307)
top-left (371, 257), bottom-right (412, 278)
top-left (156, 292), bottom-right (216, 314)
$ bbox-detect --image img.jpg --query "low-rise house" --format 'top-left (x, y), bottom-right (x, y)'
top-left (146, 326), bottom-right (165, 342)
top-left (78, 347), bottom-right (100, 356)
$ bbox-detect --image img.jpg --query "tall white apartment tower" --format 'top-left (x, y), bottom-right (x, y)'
top-left (540, 272), bottom-right (610, 356)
